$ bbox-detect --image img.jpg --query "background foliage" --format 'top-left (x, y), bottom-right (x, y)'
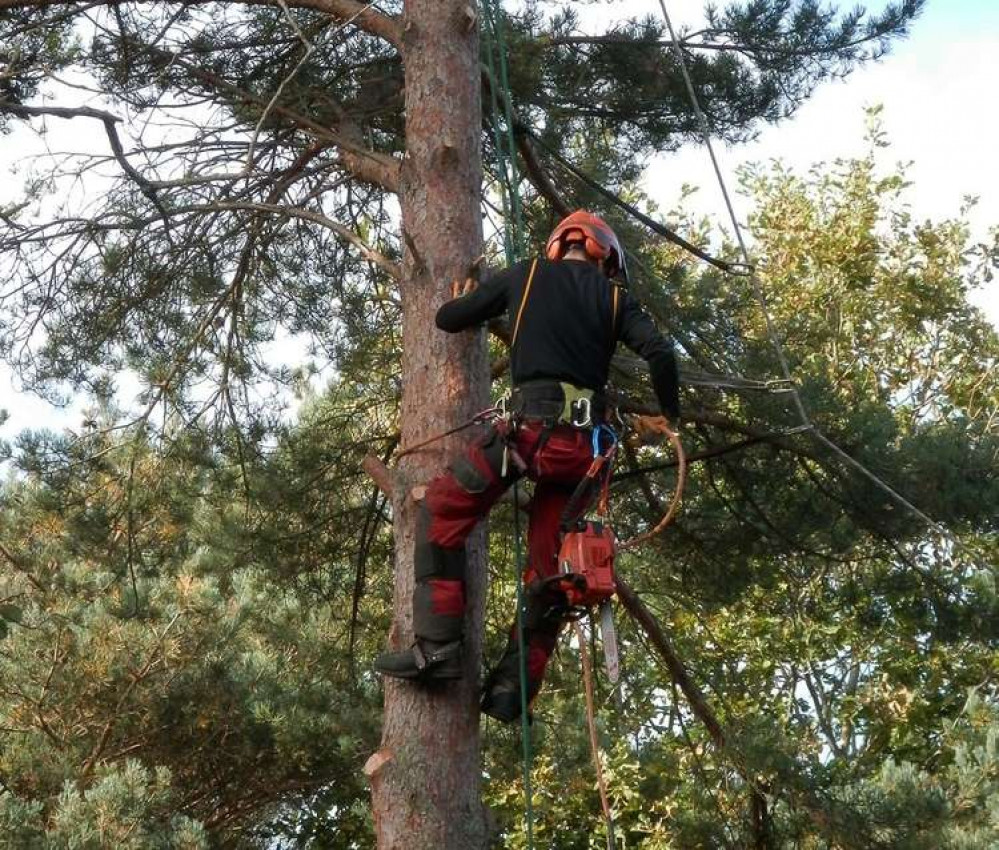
top-left (1, 0), bottom-right (997, 846)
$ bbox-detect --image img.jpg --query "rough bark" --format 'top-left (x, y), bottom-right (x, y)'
top-left (364, 2), bottom-right (490, 848)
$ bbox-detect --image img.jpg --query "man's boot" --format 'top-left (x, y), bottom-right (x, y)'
top-left (375, 507), bottom-right (467, 682)
top-left (480, 647), bottom-right (535, 722)
top-left (481, 580), bottom-right (567, 721)
top-left (374, 638), bottom-right (463, 680)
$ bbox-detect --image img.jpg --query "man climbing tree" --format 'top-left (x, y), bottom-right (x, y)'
top-left (374, 211), bottom-right (681, 722)
top-left (1, 0), bottom-right (959, 846)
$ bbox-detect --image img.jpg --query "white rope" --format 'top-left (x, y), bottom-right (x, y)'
top-left (653, 0), bottom-right (973, 552)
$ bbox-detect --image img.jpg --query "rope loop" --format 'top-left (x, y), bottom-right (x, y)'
top-left (619, 415), bottom-right (688, 550)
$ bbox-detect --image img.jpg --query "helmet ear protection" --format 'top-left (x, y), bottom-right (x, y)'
top-left (546, 228), bottom-right (610, 264)
top-left (545, 210), bottom-right (628, 283)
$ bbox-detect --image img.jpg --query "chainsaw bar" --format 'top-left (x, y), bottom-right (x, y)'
top-left (599, 599), bottom-right (620, 683)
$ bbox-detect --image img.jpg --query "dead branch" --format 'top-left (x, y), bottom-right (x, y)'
top-left (159, 49), bottom-right (402, 192)
top-left (0, 99), bottom-right (170, 225)
top-left (617, 577), bottom-right (852, 839)
top-left (196, 201), bottom-right (401, 278)
top-left (361, 455), bottom-right (394, 499)
top-left (616, 576), bottom-right (725, 747)
top-left (3, 199), bottom-right (400, 280)
top-left (479, 66), bottom-right (571, 218)
top-left (516, 131), bottom-right (570, 218)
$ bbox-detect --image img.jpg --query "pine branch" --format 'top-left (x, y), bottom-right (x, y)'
top-left (192, 202), bottom-right (401, 278)
top-left (0, 0), bottom-right (403, 48)
top-left (152, 48), bottom-right (402, 192)
top-left (0, 540), bottom-right (45, 592)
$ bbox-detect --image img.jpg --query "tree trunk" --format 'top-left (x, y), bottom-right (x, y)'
top-left (365, 1), bottom-right (490, 848)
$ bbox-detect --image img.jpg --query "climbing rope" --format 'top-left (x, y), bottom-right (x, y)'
top-left (395, 406), bottom-right (501, 459)
top-left (576, 430), bottom-right (620, 850)
top-left (653, 0), bottom-right (806, 427)
top-left (481, 0), bottom-right (526, 261)
top-left (618, 415), bottom-right (688, 550)
top-left (488, 0), bottom-right (525, 259)
top-left (480, 3), bottom-right (519, 264)
top-left (574, 618), bottom-right (616, 850)
top-left (481, 4), bottom-right (536, 847)
top-left (511, 478), bottom-right (537, 848)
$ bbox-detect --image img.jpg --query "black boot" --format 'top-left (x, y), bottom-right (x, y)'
top-left (481, 670), bottom-right (527, 723)
top-left (481, 580), bottom-right (567, 722)
top-left (375, 639), bottom-right (463, 681)
top-left (375, 504), bottom-right (470, 683)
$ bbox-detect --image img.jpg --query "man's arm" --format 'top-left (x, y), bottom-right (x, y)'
top-left (435, 265), bottom-right (516, 333)
top-left (618, 293), bottom-right (681, 421)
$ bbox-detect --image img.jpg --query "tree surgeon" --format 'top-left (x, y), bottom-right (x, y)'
top-left (375, 211), bottom-right (681, 721)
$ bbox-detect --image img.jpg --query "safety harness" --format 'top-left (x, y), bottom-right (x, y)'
top-left (505, 257), bottom-right (625, 678)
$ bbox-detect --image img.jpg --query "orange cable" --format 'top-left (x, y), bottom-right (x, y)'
top-left (619, 417), bottom-right (687, 550)
top-left (573, 619), bottom-right (616, 849)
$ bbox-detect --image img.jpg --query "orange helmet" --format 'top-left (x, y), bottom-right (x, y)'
top-left (545, 210), bottom-right (628, 282)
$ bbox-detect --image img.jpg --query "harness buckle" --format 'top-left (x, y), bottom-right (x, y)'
top-left (495, 393), bottom-right (511, 419)
top-left (570, 396), bottom-right (592, 428)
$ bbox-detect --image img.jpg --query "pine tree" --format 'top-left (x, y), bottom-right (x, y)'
top-left (6, 1), bottom-right (994, 848)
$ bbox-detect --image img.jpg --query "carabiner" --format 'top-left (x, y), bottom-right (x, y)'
top-left (570, 396), bottom-right (592, 428)
top-left (591, 423), bottom-right (618, 458)
top-left (494, 393), bottom-right (511, 419)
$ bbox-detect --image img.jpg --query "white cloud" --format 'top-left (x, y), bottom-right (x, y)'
top-left (640, 2), bottom-right (999, 323)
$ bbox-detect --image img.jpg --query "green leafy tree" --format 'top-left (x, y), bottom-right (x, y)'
top-left (482, 140), bottom-right (998, 848)
top-left (6, 0), bottom-right (996, 847)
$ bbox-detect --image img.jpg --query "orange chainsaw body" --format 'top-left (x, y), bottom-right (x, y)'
top-left (555, 520), bottom-right (617, 607)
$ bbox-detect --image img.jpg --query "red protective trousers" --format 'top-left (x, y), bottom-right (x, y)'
top-left (415, 419), bottom-right (594, 702)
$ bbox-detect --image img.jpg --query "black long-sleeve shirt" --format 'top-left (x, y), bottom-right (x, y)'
top-left (435, 258), bottom-right (680, 419)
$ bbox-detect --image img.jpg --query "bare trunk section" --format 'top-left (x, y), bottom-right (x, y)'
top-left (366, 2), bottom-right (489, 848)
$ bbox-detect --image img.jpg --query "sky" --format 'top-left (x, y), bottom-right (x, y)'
top-left (642, 0), bottom-right (999, 265)
top-left (1, 0), bottom-right (998, 446)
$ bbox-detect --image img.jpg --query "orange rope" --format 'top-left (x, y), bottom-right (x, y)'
top-left (510, 258), bottom-right (539, 348)
top-left (619, 416), bottom-right (687, 550)
top-left (573, 620), bottom-right (615, 849)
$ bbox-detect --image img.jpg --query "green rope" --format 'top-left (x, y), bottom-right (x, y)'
top-left (479, 9), bottom-right (516, 265)
top-left (482, 2), bottom-right (535, 845)
top-left (511, 478), bottom-right (536, 848)
top-left (486, 0), bottom-right (524, 257)
top-left (481, 0), bottom-right (526, 261)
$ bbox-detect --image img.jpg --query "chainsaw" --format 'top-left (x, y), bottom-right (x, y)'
top-left (549, 518), bottom-right (621, 683)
